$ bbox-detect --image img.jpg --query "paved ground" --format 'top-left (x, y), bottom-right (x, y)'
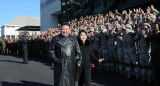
top-left (0, 55), bottom-right (155, 86)
top-left (0, 55), bottom-right (53, 86)
top-left (90, 70), bottom-right (154, 86)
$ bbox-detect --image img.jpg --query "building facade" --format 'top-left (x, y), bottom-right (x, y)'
top-left (40, 0), bottom-right (61, 31)
top-left (1, 16), bottom-right (40, 39)
top-left (1, 25), bottom-right (21, 39)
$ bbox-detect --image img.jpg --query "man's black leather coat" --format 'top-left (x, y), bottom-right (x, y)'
top-left (49, 34), bottom-right (82, 86)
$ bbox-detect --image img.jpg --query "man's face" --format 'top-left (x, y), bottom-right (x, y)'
top-left (84, 26), bottom-right (87, 30)
top-left (90, 32), bottom-right (94, 36)
top-left (143, 25), bottom-right (148, 29)
top-left (61, 25), bottom-right (71, 37)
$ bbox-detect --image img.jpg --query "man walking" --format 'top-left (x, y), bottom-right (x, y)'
top-left (48, 22), bottom-right (82, 86)
top-left (22, 34), bottom-right (29, 64)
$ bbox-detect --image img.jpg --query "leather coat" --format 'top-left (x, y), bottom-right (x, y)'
top-left (49, 34), bottom-right (82, 86)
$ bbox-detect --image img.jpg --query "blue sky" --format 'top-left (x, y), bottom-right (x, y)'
top-left (0, 0), bottom-right (40, 27)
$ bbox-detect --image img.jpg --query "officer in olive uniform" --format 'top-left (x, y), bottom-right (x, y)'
top-left (1, 39), bottom-right (6, 55)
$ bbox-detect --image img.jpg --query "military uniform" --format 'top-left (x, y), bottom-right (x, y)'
top-left (27, 39), bottom-right (31, 58)
top-left (123, 28), bottom-right (138, 78)
top-left (108, 29), bottom-right (117, 72)
top-left (135, 30), bottom-right (151, 81)
top-left (90, 34), bottom-right (100, 57)
top-left (116, 29), bottom-right (124, 75)
top-left (0, 40), bottom-right (2, 54)
top-left (5, 40), bottom-right (9, 55)
top-left (99, 30), bottom-right (109, 71)
top-left (1, 40), bottom-right (6, 55)
top-left (18, 40), bottom-right (23, 56)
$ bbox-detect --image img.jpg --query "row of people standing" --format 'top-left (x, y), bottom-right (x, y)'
top-left (0, 35), bottom-right (51, 59)
top-left (86, 22), bottom-right (160, 85)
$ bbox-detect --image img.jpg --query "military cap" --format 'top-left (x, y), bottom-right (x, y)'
top-left (143, 23), bottom-right (151, 28)
top-left (125, 24), bottom-right (132, 29)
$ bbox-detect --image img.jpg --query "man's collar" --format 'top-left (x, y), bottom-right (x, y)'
top-left (59, 34), bottom-right (73, 39)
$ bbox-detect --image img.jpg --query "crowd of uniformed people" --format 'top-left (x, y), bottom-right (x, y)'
top-left (0, 5), bottom-right (160, 85)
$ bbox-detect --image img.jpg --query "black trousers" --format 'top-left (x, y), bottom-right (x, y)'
top-left (23, 45), bottom-right (28, 64)
top-left (78, 71), bottom-right (90, 86)
top-left (77, 67), bottom-right (90, 86)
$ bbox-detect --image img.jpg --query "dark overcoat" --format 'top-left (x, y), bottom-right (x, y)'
top-left (22, 37), bottom-right (28, 64)
top-left (76, 39), bottom-right (98, 83)
top-left (48, 34), bottom-right (82, 86)
top-left (147, 31), bottom-right (160, 85)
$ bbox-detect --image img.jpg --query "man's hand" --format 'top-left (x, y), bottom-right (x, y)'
top-left (122, 24), bottom-right (126, 30)
top-left (99, 58), bottom-right (104, 62)
top-left (77, 63), bottom-right (81, 67)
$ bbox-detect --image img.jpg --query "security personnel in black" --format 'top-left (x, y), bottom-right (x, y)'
top-left (147, 23), bottom-right (160, 86)
top-left (22, 34), bottom-right (29, 64)
top-left (18, 39), bottom-right (23, 56)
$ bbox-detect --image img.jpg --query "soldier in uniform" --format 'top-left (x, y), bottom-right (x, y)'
top-left (107, 24), bottom-right (117, 72)
top-left (35, 36), bottom-right (39, 58)
top-left (90, 29), bottom-right (101, 74)
top-left (99, 25), bottom-right (108, 71)
top-left (7, 40), bottom-right (11, 55)
top-left (39, 35), bottom-right (45, 58)
top-left (29, 36), bottom-right (33, 58)
top-left (115, 26), bottom-right (124, 75)
top-left (4, 38), bottom-right (9, 55)
top-left (31, 35), bottom-right (37, 58)
top-left (44, 36), bottom-right (49, 58)
top-left (27, 36), bottom-right (32, 58)
top-left (123, 24), bottom-right (138, 79)
top-left (10, 40), bottom-right (13, 55)
top-left (18, 38), bottom-right (23, 56)
top-left (1, 39), bottom-right (6, 55)
top-left (90, 30), bottom-right (100, 59)
top-left (135, 23), bottom-right (152, 82)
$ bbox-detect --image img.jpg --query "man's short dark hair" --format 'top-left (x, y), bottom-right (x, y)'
top-left (61, 22), bottom-right (70, 27)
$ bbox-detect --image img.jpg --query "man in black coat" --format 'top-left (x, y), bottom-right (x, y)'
top-left (48, 22), bottom-right (82, 86)
top-left (22, 35), bottom-right (29, 64)
top-left (147, 23), bottom-right (160, 86)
